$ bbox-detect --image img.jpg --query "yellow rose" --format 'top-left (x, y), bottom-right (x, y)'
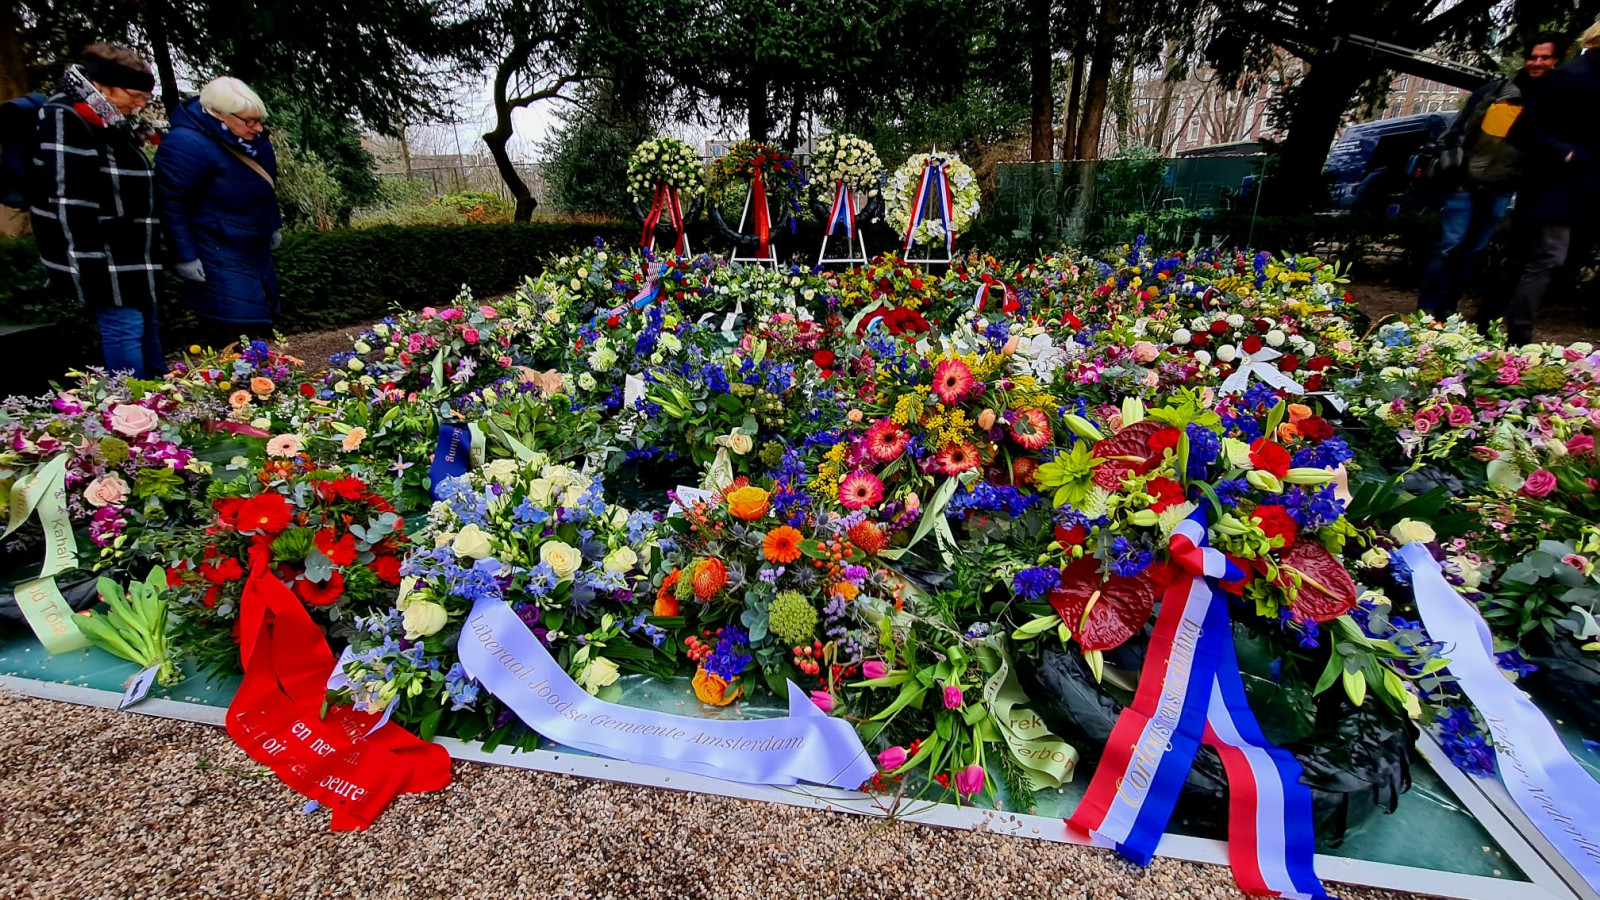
top-left (1390, 518), bottom-right (1437, 546)
top-left (726, 485), bottom-right (772, 521)
top-left (401, 600), bottom-right (448, 639)
top-left (580, 656), bottom-right (620, 694)
top-left (452, 523), bottom-right (494, 559)
top-left (541, 540), bottom-right (583, 581)
top-left (603, 546), bottom-right (639, 573)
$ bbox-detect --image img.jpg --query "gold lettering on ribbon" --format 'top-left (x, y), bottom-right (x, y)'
top-left (1116, 614), bottom-right (1205, 808)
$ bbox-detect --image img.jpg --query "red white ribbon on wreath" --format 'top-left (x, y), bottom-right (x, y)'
top-left (901, 158), bottom-right (956, 256)
top-left (825, 179), bottom-right (857, 238)
top-left (642, 182), bottom-right (688, 256)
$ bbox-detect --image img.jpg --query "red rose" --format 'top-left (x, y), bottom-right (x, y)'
top-left (1249, 438), bottom-right (1292, 479)
top-left (314, 528), bottom-right (359, 566)
top-left (236, 493), bottom-right (292, 534)
top-left (1252, 505), bottom-right (1299, 544)
top-left (1300, 417), bottom-right (1335, 441)
top-left (1243, 336), bottom-right (1263, 354)
top-left (1278, 353), bottom-right (1300, 373)
top-left (1304, 374), bottom-right (1325, 392)
top-left (812, 349), bottom-right (836, 369)
top-left (214, 496), bottom-right (245, 528)
top-left (299, 383), bottom-right (315, 397)
top-left (1255, 319), bottom-right (1272, 333)
top-left (1307, 355), bottom-right (1333, 372)
top-left (1209, 320), bottom-right (1228, 335)
top-left (1191, 332), bottom-right (1209, 348)
top-left (1054, 523), bottom-right (1088, 546)
top-left (296, 571), bottom-right (345, 607)
top-left (910, 278), bottom-right (924, 291)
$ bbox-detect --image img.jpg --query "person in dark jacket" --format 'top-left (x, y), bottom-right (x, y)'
top-left (1476, 25), bottom-right (1600, 345)
top-left (27, 44), bottom-right (166, 378)
top-left (154, 77), bottom-right (281, 345)
top-left (1417, 35), bottom-right (1561, 316)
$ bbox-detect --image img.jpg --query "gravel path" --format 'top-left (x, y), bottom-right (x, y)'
top-left (0, 692), bottom-right (1427, 900)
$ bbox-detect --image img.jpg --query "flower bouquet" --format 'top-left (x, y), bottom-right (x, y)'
top-left (886, 152), bottom-right (979, 251)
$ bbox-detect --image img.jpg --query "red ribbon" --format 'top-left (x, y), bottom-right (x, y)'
top-left (750, 168), bottom-right (771, 259)
top-left (225, 547), bottom-right (451, 829)
top-left (640, 183), bottom-right (687, 256)
top-left (1168, 531), bottom-right (1207, 578)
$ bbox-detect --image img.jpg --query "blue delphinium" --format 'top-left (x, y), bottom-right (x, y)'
top-left (1437, 707), bottom-right (1496, 777)
top-left (1012, 566), bottom-right (1061, 600)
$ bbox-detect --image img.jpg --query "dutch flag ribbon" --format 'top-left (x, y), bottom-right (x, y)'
top-left (1068, 510), bottom-right (1329, 899)
top-left (826, 179), bottom-right (857, 238)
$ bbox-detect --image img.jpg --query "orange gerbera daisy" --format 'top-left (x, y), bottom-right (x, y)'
top-left (763, 526), bottom-right (804, 564)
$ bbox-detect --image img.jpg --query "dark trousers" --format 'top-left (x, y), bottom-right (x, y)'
top-left (1474, 223), bottom-right (1571, 345)
top-left (1418, 188), bottom-right (1512, 316)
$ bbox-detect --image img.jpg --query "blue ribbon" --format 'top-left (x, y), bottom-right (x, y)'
top-left (457, 595), bottom-right (878, 789)
top-left (427, 424), bottom-right (472, 501)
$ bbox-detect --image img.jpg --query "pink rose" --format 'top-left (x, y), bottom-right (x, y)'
top-left (479, 305), bottom-right (499, 319)
top-left (1562, 553), bottom-right (1590, 571)
top-left (1132, 341), bottom-right (1159, 363)
top-left (439, 308), bottom-right (463, 322)
top-left (1567, 434), bottom-right (1595, 456)
top-left (462, 328), bottom-right (480, 344)
top-left (1446, 405), bottom-right (1473, 427)
top-left (1412, 415), bottom-right (1434, 434)
top-left (82, 472), bottom-right (129, 508)
top-left (497, 355), bottom-right (512, 367)
top-left (108, 403), bottom-right (160, 436)
top-left (1469, 445), bottom-right (1500, 461)
top-left (1522, 468), bottom-right (1558, 498)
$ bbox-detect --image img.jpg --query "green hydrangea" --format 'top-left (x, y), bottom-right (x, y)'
top-left (768, 590), bottom-right (817, 647)
top-left (759, 440), bottom-right (786, 467)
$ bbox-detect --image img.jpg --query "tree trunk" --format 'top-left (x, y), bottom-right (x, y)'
top-left (144, 0), bottom-right (182, 113)
top-left (1073, 0), bottom-right (1121, 162)
top-left (1268, 57), bottom-right (1370, 213)
top-left (1149, 41), bottom-right (1179, 153)
top-left (485, 48), bottom-right (537, 222)
top-left (0, 5), bottom-right (26, 101)
top-left (1061, 54), bottom-right (1084, 159)
top-left (1028, 0), bottom-right (1054, 161)
top-left (747, 75), bottom-right (771, 142)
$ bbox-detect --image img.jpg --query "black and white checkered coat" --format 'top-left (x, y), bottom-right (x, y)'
top-left (27, 97), bottom-right (161, 310)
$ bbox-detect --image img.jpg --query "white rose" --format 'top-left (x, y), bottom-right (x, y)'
top-left (482, 458), bottom-right (520, 482)
top-left (1172, 328), bottom-right (1192, 345)
top-left (1359, 547), bottom-right (1390, 569)
top-left (1217, 345), bottom-right (1237, 363)
top-left (580, 656), bottom-right (620, 694)
top-left (1390, 518), bottom-right (1437, 546)
top-left (726, 432), bottom-right (754, 455)
top-left (603, 546), bottom-right (639, 573)
top-left (577, 373), bottom-right (597, 391)
top-left (452, 523), bottom-right (494, 560)
top-left (1193, 350), bottom-right (1212, 365)
top-left (1226, 314), bottom-right (1244, 327)
top-left (540, 540), bottom-right (583, 581)
top-left (1265, 330), bottom-right (1286, 347)
top-left (402, 600), bottom-right (448, 639)
top-left (525, 477), bottom-right (555, 507)
top-left (1453, 556), bottom-right (1485, 590)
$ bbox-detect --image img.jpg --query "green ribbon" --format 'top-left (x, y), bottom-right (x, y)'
top-left (980, 646), bottom-right (1076, 790)
top-left (4, 455), bottom-right (87, 653)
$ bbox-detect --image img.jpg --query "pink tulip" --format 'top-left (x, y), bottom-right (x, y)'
top-left (878, 746), bottom-right (907, 770)
top-left (942, 685), bottom-right (963, 710)
top-left (862, 661), bottom-right (888, 680)
top-left (955, 764), bottom-right (985, 796)
top-left (809, 690), bottom-right (834, 713)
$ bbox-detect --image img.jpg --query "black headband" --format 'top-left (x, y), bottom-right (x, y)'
top-left (82, 58), bottom-right (155, 93)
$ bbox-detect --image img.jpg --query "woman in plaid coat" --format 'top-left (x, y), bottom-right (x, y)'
top-left (27, 44), bottom-right (165, 378)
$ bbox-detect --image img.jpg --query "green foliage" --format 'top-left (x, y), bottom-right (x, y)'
top-left (374, 177), bottom-right (433, 208)
top-left (437, 191), bottom-right (511, 217)
top-left (538, 112), bottom-right (655, 217)
top-left (275, 142), bottom-right (347, 231)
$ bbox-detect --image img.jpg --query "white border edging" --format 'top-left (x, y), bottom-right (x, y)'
top-left (0, 674), bottom-right (1563, 900)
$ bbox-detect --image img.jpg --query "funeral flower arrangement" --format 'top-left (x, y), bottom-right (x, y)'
top-left (627, 136), bottom-right (705, 206)
top-left (808, 133), bottom-right (884, 197)
top-left (886, 152), bottom-right (980, 247)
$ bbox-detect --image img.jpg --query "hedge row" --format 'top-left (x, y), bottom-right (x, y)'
top-left (0, 221), bottom-right (636, 370)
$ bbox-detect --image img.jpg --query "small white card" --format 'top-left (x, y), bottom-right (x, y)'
top-left (119, 664), bottom-right (160, 710)
top-left (667, 485), bottom-right (717, 517)
top-left (624, 374), bottom-right (646, 408)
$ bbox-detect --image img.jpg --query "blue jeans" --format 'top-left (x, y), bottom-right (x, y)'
top-left (96, 306), bottom-right (167, 379)
top-left (1418, 188), bottom-right (1513, 315)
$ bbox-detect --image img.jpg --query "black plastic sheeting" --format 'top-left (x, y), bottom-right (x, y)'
top-left (0, 571), bottom-right (102, 621)
top-left (1523, 631), bottom-right (1600, 730)
top-left (1016, 636), bottom-right (1415, 847)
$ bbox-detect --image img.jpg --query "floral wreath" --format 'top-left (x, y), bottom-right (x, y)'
top-left (808, 134), bottom-right (883, 195)
top-left (627, 137), bottom-right (705, 206)
top-left (887, 152), bottom-right (980, 247)
top-left (707, 140), bottom-right (802, 200)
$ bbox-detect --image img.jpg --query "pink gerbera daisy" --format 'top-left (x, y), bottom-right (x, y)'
top-left (864, 419), bottom-right (909, 462)
top-left (932, 358), bottom-right (974, 405)
top-left (838, 471), bottom-right (885, 510)
top-left (1008, 409), bottom-right (1052, 450)
top-left (936, 442), bottom-right (981, 475)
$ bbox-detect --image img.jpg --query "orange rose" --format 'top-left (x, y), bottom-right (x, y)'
top-left (1287, 403), bottom-right (1312, 423)
top-left (692, 558), bottom-right (727, 600)
top-left (250, 377), bottom-right (275, 398)
top-left (725, 485), bottom-right (771, 521)
top-left (692, 667), bottom-right (741, 706)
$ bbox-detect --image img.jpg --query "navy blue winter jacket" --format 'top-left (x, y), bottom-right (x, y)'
top-left (154, 96), bottom-right (282, 324)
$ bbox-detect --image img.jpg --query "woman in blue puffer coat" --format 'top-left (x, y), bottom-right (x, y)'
top-left (154, 77), bottom-right (281, 344)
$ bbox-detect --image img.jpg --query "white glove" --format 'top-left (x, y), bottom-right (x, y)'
top-left (175, 259), bottom-right (206, 282)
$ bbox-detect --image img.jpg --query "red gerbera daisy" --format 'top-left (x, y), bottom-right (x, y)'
top-left (235, 493), bottom-right (292, 534)
top-left (839, 471), bottom-right (885, 510)
top-left (864, 419), bottom-right (909, 462)
top-left (932, 358), bottom-right (974, 405)
top-left (936, 442), bottom-right (980, 475)
top-left (296, 571), bottom-right (345, 607)
top-left (314, 528), bottom-right (359, 566)
top-left (1008, 409), bottom-right (1052, 450)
